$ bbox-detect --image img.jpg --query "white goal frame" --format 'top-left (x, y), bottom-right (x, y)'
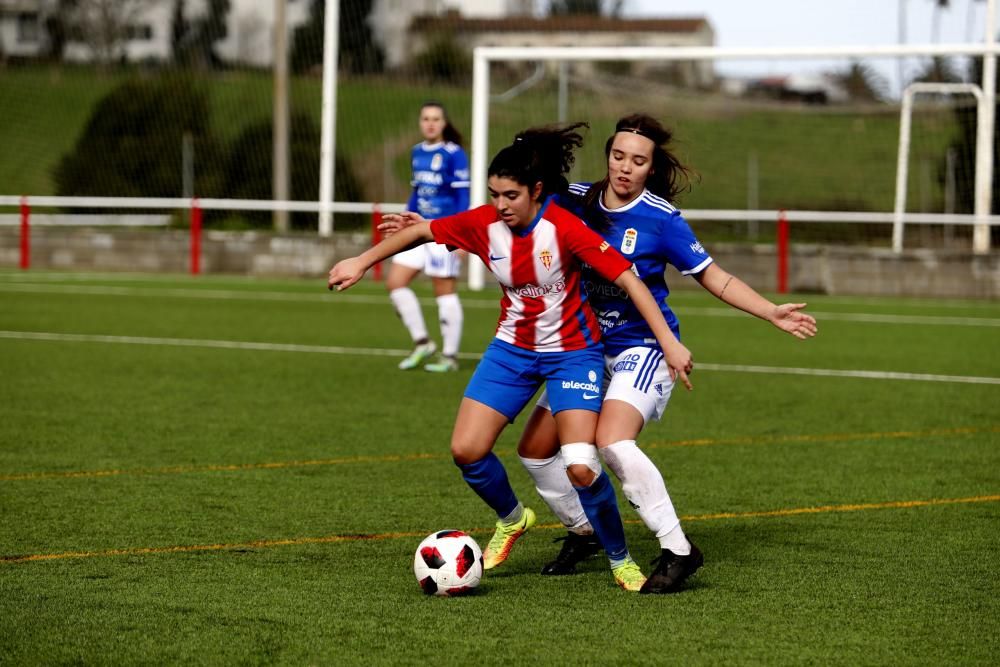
top-left (467, 1), bottom-right (999, 289)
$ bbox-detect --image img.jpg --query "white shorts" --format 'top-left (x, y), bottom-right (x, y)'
top-left (536, 346), bottom-right (674, 424)
top-left (392, 243), bottom-right (461, 278)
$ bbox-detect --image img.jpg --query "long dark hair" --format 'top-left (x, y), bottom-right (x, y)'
top-left (421, 101), bottom-right (463, 147)
top-left (583, 113), bottom-right (695, 219)
top-left (488, 122), bottom-right (588, 201)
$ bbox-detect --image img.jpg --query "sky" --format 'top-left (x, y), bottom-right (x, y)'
top-left (623, 0), bottom-right (990, 96)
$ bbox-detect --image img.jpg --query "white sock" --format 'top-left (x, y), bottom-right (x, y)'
top-left (389, 287), bottom-right (427, 344)
top-left (436, 293), bottom-right (463, 358)
top-left (519, 454), bottom-right (591, 532)
top-left (600, 440), bottom-right (691, 555)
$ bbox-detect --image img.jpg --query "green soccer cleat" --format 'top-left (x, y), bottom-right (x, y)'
top-left (398, 341), bottom-right (436, 370)
top-left (483, 506), bottom-right (536, 570)
top-left (424, 356), bottom-right (459, 373)
top-left (611, 558), bottom-right (647, 592)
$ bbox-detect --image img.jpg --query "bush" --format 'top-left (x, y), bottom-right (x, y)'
top-left (54, 74), bottom-right (223, 199)
top-left (222, 112), bottom-right (362, 230)
top-left (412, 33), bottom-right (471, 84)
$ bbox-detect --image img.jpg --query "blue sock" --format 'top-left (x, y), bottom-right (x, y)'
top-left (457, 453), bottom-right (519, 519)
top-left (574, 470), bottom-right (629, 563)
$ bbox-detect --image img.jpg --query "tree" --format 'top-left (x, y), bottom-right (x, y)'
top-left (170, 0), bottom-right (188, 62)
top-left (837, 61), bottom-right (890, 102)
top-left (54, 75), bottom-right (223, 199)
top-left (61, 0), bottom-right (162, 66)
top-left (291, 0), bottom-right (383, 75)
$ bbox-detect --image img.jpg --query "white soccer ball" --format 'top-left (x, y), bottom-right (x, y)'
top-left (413, 530), bottom-right (484, 597)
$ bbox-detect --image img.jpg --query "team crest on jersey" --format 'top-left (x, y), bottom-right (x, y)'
top-left (430, 153), bottom-right (443, 171)
top-left (539, 249), bottom-right (553, 270)
top-left (621, 228), bottom-right (638, 255)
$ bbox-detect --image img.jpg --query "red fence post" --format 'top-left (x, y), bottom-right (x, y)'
top-left (190, 198), bottom-right (202, 276)
top-left (777, 209), bottom-right (789, 295)
top-left (19, 196), bottom-right (30, 270)
top-left (371, 203), bottom-right (383, 281)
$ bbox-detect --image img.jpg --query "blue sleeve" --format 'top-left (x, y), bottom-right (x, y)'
top-left (660, 212), bottom-right (713, 276)
top-left (406, 147), bottom-right (419, 211)
top-left (451, 148), bottom-right (470, 211)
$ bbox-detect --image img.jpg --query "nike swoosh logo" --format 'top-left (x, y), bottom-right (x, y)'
top-left (582, 393), bottom-right (600, 400)
top-left (489, 254), bottom-right (507, 262)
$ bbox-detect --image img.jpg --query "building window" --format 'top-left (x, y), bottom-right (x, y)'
top-left (17, 13), bottom-right (40, 43)
top-left (126, 24), bottom-right (154, 41)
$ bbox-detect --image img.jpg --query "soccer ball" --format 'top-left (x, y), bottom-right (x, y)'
top-left (413, 530), bottom-right (483, 597)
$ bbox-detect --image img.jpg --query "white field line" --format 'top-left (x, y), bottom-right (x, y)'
top-left (2, 330), bottom-right (999, 386)
top-left (3, 281), bottom-right (1000, 328)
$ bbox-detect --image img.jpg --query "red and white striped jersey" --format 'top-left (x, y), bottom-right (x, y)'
top-left (430, 200), bottom-right (632, 352)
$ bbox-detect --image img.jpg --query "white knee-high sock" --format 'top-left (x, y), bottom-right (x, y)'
top-left (389, 287), bottom-right (427, 343)
top-left (436, 293), bottom-right (463, 358)
top-left (600, 440), bottom-right (691, 554)
top-left (519, 454), bottom-right (591, 532)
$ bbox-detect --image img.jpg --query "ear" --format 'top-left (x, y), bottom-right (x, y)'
top-left (531, 181), bottom-right (544, 201)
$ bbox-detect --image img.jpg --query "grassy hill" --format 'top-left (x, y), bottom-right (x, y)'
top-left (0, 65), bottom-right (963, 221)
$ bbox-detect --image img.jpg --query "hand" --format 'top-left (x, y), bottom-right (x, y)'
top-left (663, 340), bottom-right (694, 392)
top-left (327, 257), bottom-right (367, 291)
top-left (770, 303), bottom-right (818, 340)
top-left (378, 211), bottom-right (427, 237)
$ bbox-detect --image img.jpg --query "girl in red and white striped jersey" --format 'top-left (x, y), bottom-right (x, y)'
top-left (329, 123), bottom-right (692, 591)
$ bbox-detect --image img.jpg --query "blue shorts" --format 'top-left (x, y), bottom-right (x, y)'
top-left (464, 339), bottom-right (604, 421)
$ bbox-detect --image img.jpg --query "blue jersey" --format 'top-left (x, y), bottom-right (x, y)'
top-left (407, 141), bottom-right (470, 218)
top-left (559, 184), bottom-right (713, 356)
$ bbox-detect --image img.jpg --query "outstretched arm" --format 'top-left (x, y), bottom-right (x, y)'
top-left (614, 269), bottom-right (693, 391)
top-left (694, 263), bottom-right (817, 340)
top-left (327, 221), bottom-right (434, 291)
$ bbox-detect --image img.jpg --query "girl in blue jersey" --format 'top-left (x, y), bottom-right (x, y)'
top-left (388, 102), bottom-right (470, 373)
top-left (333, 123), bottom-right (696, 592)
top-left (516, 113), bottom-right (818, 594)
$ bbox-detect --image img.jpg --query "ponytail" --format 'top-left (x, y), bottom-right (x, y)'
top-left (488, 122), bottom-right (588, 201)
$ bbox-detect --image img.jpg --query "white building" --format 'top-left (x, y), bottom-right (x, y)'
top-left (0, 0), bottom-right (309, 66)
top-left (370, 0), bottom-right (535, 69)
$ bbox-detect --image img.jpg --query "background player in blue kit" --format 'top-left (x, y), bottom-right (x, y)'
top-left (334, 123), bottom-right (697, 591)
top-left (387, 102), bottom-right (470, 373)
top-left (516, 113), bottom-right (818, 594)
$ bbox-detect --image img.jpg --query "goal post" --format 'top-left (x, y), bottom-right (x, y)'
top-left (893, 82), bottom-right (983, 253)
top-left (467, 26), bottom-right (1000, 289)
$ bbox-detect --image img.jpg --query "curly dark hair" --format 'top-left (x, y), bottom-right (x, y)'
top-left (487, 122), bottom-right (588, 201)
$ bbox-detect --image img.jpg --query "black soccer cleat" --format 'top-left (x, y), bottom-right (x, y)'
top-left (639, 543), bottom-right (704, 594)
top-left (540, 531), bottom-right (603, 575)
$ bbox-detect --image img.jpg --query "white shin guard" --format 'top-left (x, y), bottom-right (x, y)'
top-left (600, 440), bottom-right (689, 552)
top-left (519, 454), bottom-right (590, 531)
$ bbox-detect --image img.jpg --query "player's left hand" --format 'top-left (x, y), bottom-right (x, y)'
top-left (327, 257), bottom-right (366, 291)
top-left (378, 211), bottom-right (426, 236)
top-left (770, 303), bottom-right (818, 340)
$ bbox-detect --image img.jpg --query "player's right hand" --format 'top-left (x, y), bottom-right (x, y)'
top-left (327, 257), bottom-right (366, 291)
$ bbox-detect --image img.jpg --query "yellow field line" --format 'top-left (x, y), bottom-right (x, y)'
top-left (4, 493), bottom-right (997, 565)
top-left (3, 425), bottom-right (996, 483)
top-left (642, 424), bottom-right (1000, 451)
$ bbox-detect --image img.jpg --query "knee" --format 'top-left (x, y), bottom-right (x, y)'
top-left (561, 442), bottom-right (601, 488)
top-left (565, 463), bottom-right (596, 487)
